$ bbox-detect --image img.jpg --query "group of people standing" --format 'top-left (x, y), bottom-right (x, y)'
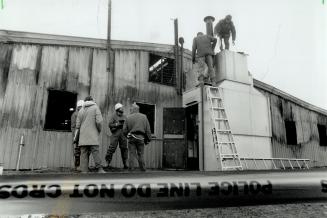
top-left (192, 15), bottom-right (236, 86)
top-left (71, 96), bottom-right (152, 173)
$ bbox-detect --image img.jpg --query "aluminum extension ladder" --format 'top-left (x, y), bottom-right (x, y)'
top-left (206, 86), bottom-right (243, 171)
top-left (240, 157), bottom-right (310, 170)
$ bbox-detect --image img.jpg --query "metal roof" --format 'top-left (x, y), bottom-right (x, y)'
top-left (0, 29), bottom-right (192, 58)
top-left (253, 79), bottom-right (327, 116)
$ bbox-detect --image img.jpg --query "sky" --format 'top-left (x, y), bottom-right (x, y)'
top-left (0, 0), bottom-right (326, 109)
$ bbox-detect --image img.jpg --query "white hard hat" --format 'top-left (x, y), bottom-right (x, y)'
top-left (114, 103), bottom-right (123, 111)
top-left (77, 100), bottom-right (84, 108)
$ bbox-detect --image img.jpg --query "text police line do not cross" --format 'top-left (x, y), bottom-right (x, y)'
top-left (0, 180), bottom-right (276, 199)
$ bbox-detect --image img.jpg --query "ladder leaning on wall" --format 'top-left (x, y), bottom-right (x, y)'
top-left (206, 86), bottom-right (243, 171)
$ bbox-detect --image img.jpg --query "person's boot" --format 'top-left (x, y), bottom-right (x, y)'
top-left (203, 76), bottom-right (212, 86)
top-left (196, 75), bottom-right (205, 87)
top-left (97, 167), bottom-right (106, 173)
top-left (105, 159), bottom-right (113, 170)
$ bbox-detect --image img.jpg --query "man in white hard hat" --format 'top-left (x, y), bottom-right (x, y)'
top-left (71, 99), bottom-right (84, 171)
top-left (105, 103), bottom-right (128, 169)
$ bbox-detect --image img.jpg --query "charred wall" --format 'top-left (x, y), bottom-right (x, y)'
top-left (257, 88), bottom-right (327, 167)
top-left (0, 42), bottom-right (188, 169)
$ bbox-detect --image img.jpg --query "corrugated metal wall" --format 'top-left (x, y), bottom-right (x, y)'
top-left (258, 91), bottom-right (327, 167)
top-left (0, 43), bottom-right (184, 170)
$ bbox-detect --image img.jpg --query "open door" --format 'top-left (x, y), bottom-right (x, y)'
top-left (163, 108), bottom-right (186, 169)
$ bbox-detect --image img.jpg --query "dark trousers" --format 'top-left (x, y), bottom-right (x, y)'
top-left (72, 133), bottom-right (81, 168)
top-left (220, 36), bottom-right (230, 50)
top-left (106, 133), bottom-right (128, 167)
top-left (74, 143), bottom-right (81, 168)
top-left (128, 137), bottom-right (145, 171)
top-left (205, 55), bottom-right (215, 83)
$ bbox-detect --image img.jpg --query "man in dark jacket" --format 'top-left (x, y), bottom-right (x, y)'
top-left (123, 103), bottom-right (151, 171)
top-left (192, 32), bottom-right (217, 85)
top-left (71, 100), bottom-right (84, 170)
top-left (214, 15), bottom-right (236, 51)
top-left (75, 96), bottom-right (105, 173)
top-left (105, 103), bottom-right (128, 169)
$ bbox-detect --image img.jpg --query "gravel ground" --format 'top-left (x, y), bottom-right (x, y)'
top-left (29, 202), bottom-right (326, 218)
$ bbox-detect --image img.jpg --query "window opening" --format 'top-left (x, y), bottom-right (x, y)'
top-left (44, 90), bottom-right (77, 131)
top-left (149, 53), bottom-right (175, 86)
top-left (317, 124), bottom-right (327, 146)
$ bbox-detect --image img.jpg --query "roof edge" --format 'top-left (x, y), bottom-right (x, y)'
top-left (253, 78), bottom-right (327, 116)
top-left (0, 29), bottom-right (192, 57)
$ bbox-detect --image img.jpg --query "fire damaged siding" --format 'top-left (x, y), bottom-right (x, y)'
top-left (257, 89), bottom-right (327, 167)
top-left (0, 41), bottom-right (185, 170)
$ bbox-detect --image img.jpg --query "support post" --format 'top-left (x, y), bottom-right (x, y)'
top-left (179, 37), bottom-right (184, 92)
top-left (174, 19), bottom-right (181, 95)
top-left (200, 83), bottom-right (205, 171)
top-left (16, 135), bottom-right (25, 171)
top-left (106, 0), bottom-right (112, 72)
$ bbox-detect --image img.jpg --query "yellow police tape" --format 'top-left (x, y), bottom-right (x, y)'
top-left (0, 170), bottom-right (326, 215)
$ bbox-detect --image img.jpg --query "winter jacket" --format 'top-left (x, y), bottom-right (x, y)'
top-left (109, 113), bottom-right (127, 136)
top-left (214, 19), bottom-right (236, 40)
top-left (192, 35), bottom-right (217, 60)
top-left (76, 101), bottom-right (103, 146)
top-left (123, 112), bottom-right (152, 144)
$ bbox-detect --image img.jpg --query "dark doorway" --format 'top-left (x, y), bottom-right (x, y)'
top-left (44, 89), bottom-right (77, 131)
top-left (162, 108), bottom-right (186, 169)
top-left (285, 120), bottom-right (297, 145)
top-left (136, 102), bottom-right (155, 134)
top-left (186, 104), bottom-right (199, 170)
top-left (317, 124), bottom-right (327, 146)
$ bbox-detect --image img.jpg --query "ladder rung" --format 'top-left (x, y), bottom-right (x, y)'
top-left (222, 166), bottom-right (243, 169)
top-left (212, 107), bottom-right (225, 110)
top-left (221, 154), bottom-right (240, 157)
top-left (215, 118), bottom-right (228, 121)
top-left (216, 129), bottom-right (232, 133)
top-left (215, 142), bottom-right (234, 144)
top-left (210, 97), bottom-right (222, 100)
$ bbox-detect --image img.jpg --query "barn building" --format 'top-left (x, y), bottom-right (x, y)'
top-left (0, 30), bottom-right (326, 171)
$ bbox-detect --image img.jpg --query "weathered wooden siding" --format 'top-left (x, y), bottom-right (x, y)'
top-left (108, 50), bottom-right (183, 168)
top-left (258, 90), bottom-right (327, 167)
top-left (0, 42), bottom-right (185, 170)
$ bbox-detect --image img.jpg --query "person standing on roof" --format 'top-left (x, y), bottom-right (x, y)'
top-left (105, 103), bottom-right (128, 169)
top-left (214, 15), bottom-right (236, 51)
top-left (123, 103), bottom-right (151, 171)
top-left (71, 99), bottom-right (84, 171)
top-left (75, 96), bottom-right (105, 173)
top-left (192, 32), bottom-right (217, 85)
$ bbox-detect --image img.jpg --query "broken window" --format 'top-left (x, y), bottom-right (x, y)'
top-left (317, 124), bottom-right (327, 146)
top-left (149, 53), bottom-right (175, 86)
top-left (44, 90), bottom-right (77, 131)
top-left (285, 120), bottom-right (297, 145)
top-left (136, 102), bottom-right (155, 134)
